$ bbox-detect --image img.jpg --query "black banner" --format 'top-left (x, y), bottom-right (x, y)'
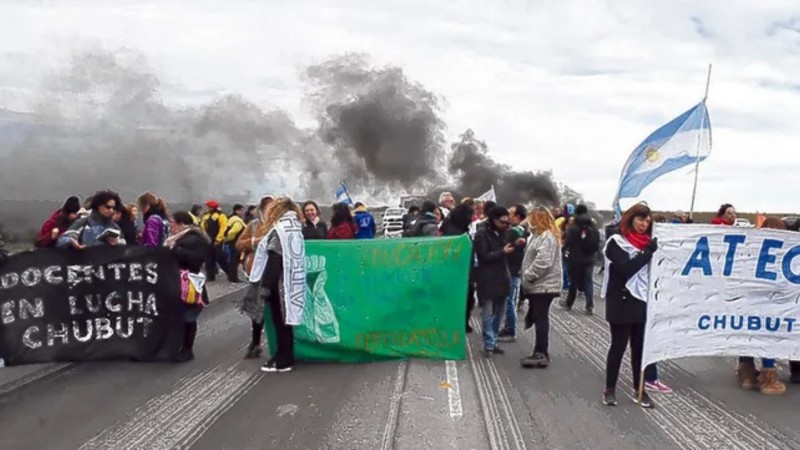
top-left (0, 246), bottom-right (184, 366)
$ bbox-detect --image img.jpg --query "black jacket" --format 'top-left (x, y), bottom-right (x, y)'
top-left (303, 221), bottom-right (329, 240)
top-left (403, 213), bottom-right (438, 237)
top-left (505, 225), bottom-right (530, 277)
top-left (604, 239), bottom-right (652, 324)
top-left (565, 214), bottom-right (600, 267)
top-left (473, 223), bottom-right (511, 300)
top-left (172, 229), bottom-right (210, 274)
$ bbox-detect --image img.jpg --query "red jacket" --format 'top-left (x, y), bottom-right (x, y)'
top-left (35, 209), bottom-right (67, 248)
top-left (327, 222), bottom-right (357, 240)
top-left (710, 217), bottom-right (733, 226)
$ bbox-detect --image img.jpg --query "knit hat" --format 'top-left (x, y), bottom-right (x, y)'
top-left (62, 196), bottom-right (82, 215)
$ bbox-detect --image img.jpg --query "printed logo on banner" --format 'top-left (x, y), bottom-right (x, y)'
top-left (643, 224), bottom-right (800, 367)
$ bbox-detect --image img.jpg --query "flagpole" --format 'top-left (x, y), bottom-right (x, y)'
top-left (688, 63), bottom-right (712, 221)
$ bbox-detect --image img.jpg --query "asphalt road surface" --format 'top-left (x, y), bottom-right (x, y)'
top-left (1, 278), bottom-right (800, 450)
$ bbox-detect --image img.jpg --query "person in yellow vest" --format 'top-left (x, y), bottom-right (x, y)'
top-left (224, 204), bottom-right (246, 282)
top-left (200, 200), bottom-right (229, 282)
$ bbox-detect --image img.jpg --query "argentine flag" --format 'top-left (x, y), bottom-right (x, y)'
top-left (614, 102), bottom-right (711, 214)
top-left (335, 183), bottom-right (353, 206)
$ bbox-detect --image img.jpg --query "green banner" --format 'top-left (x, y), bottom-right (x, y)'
top-left (265, 235), bottom-right (471, 362)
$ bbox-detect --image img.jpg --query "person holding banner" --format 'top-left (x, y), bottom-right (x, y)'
top-left (600, 203), bottom-right (658, 409)
top-left (165, 211), bottom-right (212, 362)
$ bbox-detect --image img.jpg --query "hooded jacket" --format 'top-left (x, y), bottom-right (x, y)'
top-left (564, 214), bottom-right (600, 266)
top-left (473, 222), bottom-right (511, 300)
top-left (354, 207), bottom-right (376, 239)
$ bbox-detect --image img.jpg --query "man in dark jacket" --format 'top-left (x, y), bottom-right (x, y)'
top-left (474, 206), bottom-right (515, 357)
top-left (563, 204), bottom-right (600, 314)
top-left (498, 205), bottom-right (529, 341)
top-left (403, 201), bottom-right (439, 237)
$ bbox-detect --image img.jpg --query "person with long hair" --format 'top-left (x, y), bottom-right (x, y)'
top-left (601, 203), bottom-right (658, 409)
top-left (302, 201), bottom-right (328, 240)
top-left (249, 197), bottom-right (306, 373)
top-left (113, 196), bottom-right (139, 246)
top-left (327, 202), bottom-right (357, 239)
top-left (137, 192), bottom-right (169, 247)
top-left (165, 211), bottom-right (211, 362)
top-left (236, 195), bottom-right (274, 359)
top-left (57, 190), bottom-right (123, 249)
top-left (519, 206), bottom-right (562, 368)
top-left (711, 203), bottom-right (736, 226)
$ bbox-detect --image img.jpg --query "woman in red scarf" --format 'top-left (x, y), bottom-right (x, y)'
top-left (601, 203), bottom-right (658, 409)
top-left (711, 203), bottom-right (736, 226)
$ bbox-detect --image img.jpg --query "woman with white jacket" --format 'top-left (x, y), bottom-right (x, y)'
top-left (519, 207), bottom-right (563, 369)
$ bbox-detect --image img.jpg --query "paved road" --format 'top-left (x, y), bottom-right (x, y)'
top-left (1, 278), bottom-right (800, 450)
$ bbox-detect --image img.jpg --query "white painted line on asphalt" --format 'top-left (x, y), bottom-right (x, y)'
top-left (445, 360), bottom-right (463, 418)
top-left (381, 361), bottom-right (408, 450)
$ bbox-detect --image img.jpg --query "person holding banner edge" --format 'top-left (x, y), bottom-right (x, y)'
top-left (600, 203), bottom-right (658, 409)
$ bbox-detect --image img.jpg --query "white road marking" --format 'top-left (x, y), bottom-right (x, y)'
top-left (445, 360), bottom-right (463, 418)
top-left (381, 361), bottom-right (408, 450)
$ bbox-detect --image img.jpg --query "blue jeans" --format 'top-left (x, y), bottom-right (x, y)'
top-left (562, 258), bottom-right (570, 290)
top-left (481, 297), bottom-right (505, 351)
top-left (503, 277), bottom-right (521, 334)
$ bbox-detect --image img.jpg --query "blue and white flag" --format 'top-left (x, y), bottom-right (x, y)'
top-left (335, 183), bottom-right (353, 206)
top-left (614, 102), bottom-right (711, 215)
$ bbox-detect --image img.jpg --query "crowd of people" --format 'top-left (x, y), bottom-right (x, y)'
top-left (5, 188), bottom-right (799, 405)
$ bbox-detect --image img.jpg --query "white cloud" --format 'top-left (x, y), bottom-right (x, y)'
top-left (0, 0), bottom-right (798, 212)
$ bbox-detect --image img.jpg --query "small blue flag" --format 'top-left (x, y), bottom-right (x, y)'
top-left (335, 182), bottom-right (353, 206)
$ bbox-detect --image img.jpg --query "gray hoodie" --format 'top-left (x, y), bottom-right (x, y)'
top-left (521, 230), bottom-right (563, 294)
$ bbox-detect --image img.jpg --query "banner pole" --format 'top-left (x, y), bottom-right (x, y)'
top-left (688, 63), bottom-right (712, 221)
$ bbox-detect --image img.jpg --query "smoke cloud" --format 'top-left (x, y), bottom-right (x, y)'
top-left (0, 48), bottom-right (584, 208)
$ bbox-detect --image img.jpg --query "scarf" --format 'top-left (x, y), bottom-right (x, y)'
top-left (600, 234), bottom-right (650, 302)
top-left (164, 225), bottom-right (193, 249)
top-left (249, 211), bottom-right (307, 326)
top-left (624, 231), bottom-right (651, 250)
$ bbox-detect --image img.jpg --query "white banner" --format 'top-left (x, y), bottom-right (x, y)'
top-left (642, 224), bottom-right (800, 367)
top-left (476, 186), bottom-right (496, 203)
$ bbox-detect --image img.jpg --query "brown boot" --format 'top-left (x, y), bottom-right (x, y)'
top-left (758, 368), bottom-right (786, 395)
top-left (737, 360), bottom-right (758, 390)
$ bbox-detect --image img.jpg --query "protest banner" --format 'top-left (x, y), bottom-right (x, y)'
top-left (265, 235), bottom-right (472, 362)
top-left (642, 224), bottom-right (800, 367)
top-left (0, 247), bottom-right (183, 366)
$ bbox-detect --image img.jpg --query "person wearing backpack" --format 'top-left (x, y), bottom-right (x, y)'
top-left (562, 204), bottom-right (600, 315)
top-left (402, 200), bottom-right (439, 237)
top-left (201, 200), bottom-right (229, 282)
top-left (224, 204), bottom-right (247, 282)
top-left (137, 192), bottom-right (170, 248)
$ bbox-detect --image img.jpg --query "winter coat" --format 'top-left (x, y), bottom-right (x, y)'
top-left (354, 210), bottom-right (376, 239)
top-left (56, 211), bottom-right (122, 248)
top-left (521, 230), bottom-right (562, 295)
top-left (118, 217), bottom-right (139, 246)
top-left (604, 238), bottom-right (653, 324)
top-left (201, 210), bottom-right (228, 245)
top-left (505, 224), bottom-right (530, 277)
top-left (564, 214), bottom-right (600, 267)
top-left (403, 213), bottom-right (438, 237)
top-left (224, 215), bottom-right (246, 244)
top-left (710, 217), bottom-right (733, 226)
top-left (236, 219), bottom-right (268, 275)
top-left (303, 221), bottom-right (329, 240)
top-left (141, 213), bottom-right (168, 247)
top-left (473, 223), bottom-right (511, 300)
top-left (35, 209), bottom-right (73, 248)
top-left (172, 228), bottom-right (210, 274)
top-left (327, 222), bottom-right (357, 240)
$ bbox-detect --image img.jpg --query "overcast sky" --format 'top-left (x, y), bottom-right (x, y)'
top-left (1, 0), bottom-right (798, 212)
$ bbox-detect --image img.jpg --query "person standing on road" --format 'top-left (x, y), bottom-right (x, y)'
top-left (35, 195), bottom-right (82, 248)
top-left (236, 195), bottom-right (274, 359)
top-left (165, 211), bottom-right (211, 363)
top-left (519, 206), bottom-right (562, 369)
top-left (440, 203), bottom-right (477, 333)
top-left (201, 200), bottom-right (229, 282)
top-left (327, 203), bottom-right (358, 239)
top-left (223, 204), bottom-right (246, 282)
top-left (57, 190), bottom-right (124, 249)
top-left (562, 204), bottom-right (600, 315)
top-left (601, 203), bottom-right (658, 409)
top-left (498, 204), bottom-right (529, 341)
top-left (137, 192), bottom-right (170, 247)
top-left (403, 200), bottom-right (439, 237)
top-left (302, 201), bottom-right (328, 240)
top-left (249, 198), bottom-right (306, 373)
top-left (353, 203), bottom-right (377, 239)
top-left (474, 206), bottom-right (515, 357)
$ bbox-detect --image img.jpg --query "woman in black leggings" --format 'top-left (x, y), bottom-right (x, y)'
top-left (601, 203), bottom-right (658, 408)
top-left (519, 206), bottom-right (563, 368)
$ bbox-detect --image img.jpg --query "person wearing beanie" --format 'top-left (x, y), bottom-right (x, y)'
top-left (201, 200), bottom-right (229, 282)
top-left (35, 195), bottom-right (82, 248)
top-left (474, 205), bottom-right (515, 357)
